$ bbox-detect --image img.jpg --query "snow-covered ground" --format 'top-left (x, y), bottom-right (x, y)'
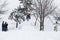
top-left (0, 31), bottom-right (60, 40)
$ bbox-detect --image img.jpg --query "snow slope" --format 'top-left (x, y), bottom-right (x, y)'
top-left (0, 31), bottom-right (60, 40)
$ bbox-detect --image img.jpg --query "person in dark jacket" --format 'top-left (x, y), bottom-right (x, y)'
top-left (2, 21), bottom-right (5, 31)
top-left (5, 22), bottom-right (8, 31)
top-left (26, 14), bottom-right (31, 21)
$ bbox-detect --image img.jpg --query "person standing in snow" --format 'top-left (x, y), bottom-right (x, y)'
top-left (2, 21), bottom-right (5, 31)
top-left (5, 22), bottom-right (8, 31)
top-left (26, 14), bottom-right (31, 21)
top-left (54, 21), bottom-right (58, 31)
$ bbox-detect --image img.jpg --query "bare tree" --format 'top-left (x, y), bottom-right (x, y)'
top-left (33, 0), bottom-right (57, 31)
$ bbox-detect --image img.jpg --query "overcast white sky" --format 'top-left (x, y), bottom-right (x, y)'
top-left (0, 0), bottom-right (60, 12)
top-left (54, 0), bottom-right (60, 8)
top-left (8, 0), bottom-right (60, 10)
top-left (7, 0), bottom-right (20, 12)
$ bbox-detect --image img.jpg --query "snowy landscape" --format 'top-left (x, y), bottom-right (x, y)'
top-left (0, 0), bottom-right (60, 40)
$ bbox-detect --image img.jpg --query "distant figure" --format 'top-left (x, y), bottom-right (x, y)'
top-left (5, 22), bottom-right (8, 31)
top-left (2, 21), bottom-right (5, 31)
top-left (54, 26), bottom-right (57, 31)
top-left (54, 21), bottom-right (58, 31)
top-left (26, 14), bottom-right (31, 21)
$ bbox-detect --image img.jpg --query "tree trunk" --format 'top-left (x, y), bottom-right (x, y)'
top-left (40, 0), bottom-right (44, 31)
top-left (35, 15), bottom-right (38, 26)
top-left (16, 18), bottom-right (18, 28)
top-left (40, 16), bottom-right (44, 31)
top-left (40, 9), bottom-right (44, 31)
top-left (16, 22), bottom-right (18, 28)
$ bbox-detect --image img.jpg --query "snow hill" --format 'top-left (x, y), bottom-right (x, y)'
top-left (0, 31), bottom-right (60, 40)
